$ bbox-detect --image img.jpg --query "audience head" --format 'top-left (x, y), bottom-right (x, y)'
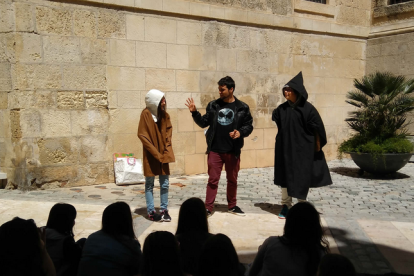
top-left (102, 201), bottom-right (136, 240)
top-left (318, 254), bottom-right (356, 276)
top-left (198, 234), bottom-right (242, 276)
top-left (176, 197), bottom-right (209, 235)
top-left (142, 231), bottom-right (183, 276)
top-left (0, 217), bottom-right (45, 276)
top-left (283, 202), bottom-right (329, 250)
top-left (282, 202), bottom-right (329, 276)
top-left (46, 203), bottom-right (77, 236)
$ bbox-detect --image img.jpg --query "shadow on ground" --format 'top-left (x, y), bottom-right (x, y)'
top-left (329, 227), bottom-right (414, 276)
top-left (330, 167), bottom-right (410, 180)
top-left (253, 203), bottom-right (283, 215)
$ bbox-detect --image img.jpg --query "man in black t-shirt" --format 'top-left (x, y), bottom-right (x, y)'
top-left (185, 76), bottom-right (253, 217)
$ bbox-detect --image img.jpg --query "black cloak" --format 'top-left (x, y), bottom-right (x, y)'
top-left (272, 72), bottom-right (332, 200)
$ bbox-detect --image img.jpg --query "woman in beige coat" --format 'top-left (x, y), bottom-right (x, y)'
top-left (138, 89), bottom-right (175, 222)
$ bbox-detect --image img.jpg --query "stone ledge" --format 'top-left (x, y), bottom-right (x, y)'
top-left (60, 0), bottom-right (369, 38)
top-left (370, 21), bottom-right (414, 38)
top-left (374, 1), bottom-right (414, 18)
top-left (0, 172), bottom-right (6, 180)
top-left (294, 0), bottom-right (335, 18)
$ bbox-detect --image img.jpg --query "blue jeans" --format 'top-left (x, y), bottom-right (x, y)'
top-left (145, 175), bottom-right (169, 214)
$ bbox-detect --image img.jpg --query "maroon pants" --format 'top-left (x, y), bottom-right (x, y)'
top-left (205, 151), bottom-right (241, 212)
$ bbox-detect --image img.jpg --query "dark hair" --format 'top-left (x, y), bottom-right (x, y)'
top-left (102, 202), bottom-right (136, 240)
top-left (318, 254), bottom-right (356, 276)
top-left (157, 96), bottom-right (166, 121)
top-left (46, 203), bottom-right (77, 236)
top-left (281, 202), bottom-right (329, 276)
top-left (197, 234), bottom-right (243, 276)
top-left (218, 76), bottom-right (235, 91)
top-left (142, 231), bottom-right (183, 276)
top-left (0, 217), bottom-right (44, 276)
top-left (176, 197), bottom-right (209, 235)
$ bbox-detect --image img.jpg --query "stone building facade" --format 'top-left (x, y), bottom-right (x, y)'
top-left (0, 0), bottom-right (409, 188)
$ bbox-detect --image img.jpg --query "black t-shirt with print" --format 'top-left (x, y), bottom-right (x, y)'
top-left (211, 100), bottom-right (237, 153)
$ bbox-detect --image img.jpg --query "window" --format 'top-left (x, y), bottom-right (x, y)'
top-left (305, 0), bottom-right (327, 3)
top-left (389, 0), bottom-right (414, 4)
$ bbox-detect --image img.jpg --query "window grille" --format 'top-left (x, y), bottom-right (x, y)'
top-left (389, 0), bottom-right (413, 4)
top-left (305, 0), bottom-right (327, 3)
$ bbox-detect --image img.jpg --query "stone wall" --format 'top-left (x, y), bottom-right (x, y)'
top-left (0, 0), bottom-right (370, 188)
top-left (367, 0), bottom-right (414, 133)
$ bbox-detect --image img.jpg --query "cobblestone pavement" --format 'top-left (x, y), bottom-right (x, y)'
top-left (1, 158), bottom-right (414, 275)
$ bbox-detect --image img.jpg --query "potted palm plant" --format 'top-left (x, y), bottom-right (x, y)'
top-left (338, 72), bottom-right (414, 175)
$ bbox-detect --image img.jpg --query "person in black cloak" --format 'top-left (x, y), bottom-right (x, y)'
top-left (272, 71), bottom-right (332, 219)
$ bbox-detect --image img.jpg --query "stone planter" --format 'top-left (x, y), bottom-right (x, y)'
top-left (348, 152), bottom-right (413, 175)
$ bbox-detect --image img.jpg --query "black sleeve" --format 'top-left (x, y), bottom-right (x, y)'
top-left (191, 102), bottom-right (212, 129)
top-left (239, 106), bottom-right (253, 138)
top-left (307, 106), bottom-right (327, 148)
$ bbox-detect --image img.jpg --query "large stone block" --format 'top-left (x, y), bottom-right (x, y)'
top-left (0, 91), bottom-right (7, 109)
top-left (202, 22), bottom-right (229, 48)
top-left (14, 2), bottom-right (34, 32)
top-left (136, 41), bottom-right (166, 68)
top-left (80, 38), bottom-right (107, 64)
top-left (126, 14), bottom-right (145, 40)
top-left (30, 165), bottom-right (78, 187)
top-left (252, 108), bottom-right (274, 128)
top-left (200, 71), bottom-right (227, 94)
top-left (63, 65), bottom-right (106, 90)
top-left (20, 109), bottom-right (42, 138)
top-left (195, 131), bottom-right (206, 154)
top-left (170, 154), bottom-right (184, 175)
top-left (0, 62), bottom-right (12, 91)
top-left (237, 50), bottom-right (274, 73)
top-left (109, 108), bottom-right (142, 134)
top-left (176, 70), bottom-right (200, 92)
top-left (177, 109), bottom-right (194, 132)
top-left (109, 133), bottom-right (142, 157)
top-left (9, 91), bottom-right (55, 109)
top-left (109, 39), bottom-right (136, 66)
top-left (229, 26), bottom-right (250, 49)
top-left (37, 137), bottom-right (79, 165)
top-left (116, 90), bottom-right (141, 108)
top-left (12, 64), bottom-right (61, 90)
top-left (188, 46), bottom-right (217, 71)
top-left (74, 162), bottom-right (111, 186)
top-left (240, 149), bottom-right (256, 169)
top-left (145, 68), bottom-right (176, 91)
top-left (0, 34), bottom-right (14, 63)
top-left (36, 6), bottom-right (72, 36)
top-left (14, 33), bottom-right (43, 63)
top-left (256, 149), bottom-right (273, 168)
top-left (167, 44), bottom-right (189, 69)
top-left (0, 2), bottom-right (15, 33)
top-left (217, 49), bottom-right (237, 72)
top-left (43, 36), bottom-right (80, 63)
top-left (0, 110), bottom-right (10, 138)
top-left (164, 92), bottom-right (191, 108)
top-left (263, 128), bottom-right (277, 149)
top-left (257, 93), bottom-right (279, 108)
top-left (79, 135), bottom-right (108, 164)
top-left (73, 9), bottom-right (97, 37)
top-left (189, 2), bottom-right (210, 17)
top-left (41, 110), bottom-right (72, 138)
top-left (145, 17), bottom-right (176, 43)
top-left (177, 21), bottom-right (202, 45)
top-left (71, 109), bottom-right (109, 135)
top-left (57, 91), bottom-right (85, 109)
top-left (248, 74), bottom-right (280, 95)
top-left (243, 128), bottom-right (263, 150)
top-left (85, 91), bottom-right (108, 109)
top-left (172, 132), bottom-right (196, 155)
top-left (97, 10), bottom-right (126, 39)
top-left (163, 0), bottom-right (190, 14)
top-left (184, 154), bottom-right (206, 175)
top-left (107, 66), bottom-right (145, 91)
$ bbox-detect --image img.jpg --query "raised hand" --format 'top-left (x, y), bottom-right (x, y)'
top-left (185, 97), bottom-right (197, 112)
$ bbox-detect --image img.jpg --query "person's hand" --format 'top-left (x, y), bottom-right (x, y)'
top-left (229, 130), bottom-right (240, 139)
top-left (185, 97), bottom-right (197, 112)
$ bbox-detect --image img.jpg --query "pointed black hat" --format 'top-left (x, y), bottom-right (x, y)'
top-left (283, 71), bottom-right (308, 101)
